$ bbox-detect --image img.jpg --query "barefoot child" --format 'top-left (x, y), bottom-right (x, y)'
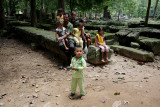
top-left (69, 45), bottom-right (86, 100)
top-left (55, 21), bottom-right (69, 50)
top-left (72, 23), bottom-right (83, 48)
top-left (80, 19), bottom-right (92, 47)
top-left (95, 27), bottom-right (110, 63)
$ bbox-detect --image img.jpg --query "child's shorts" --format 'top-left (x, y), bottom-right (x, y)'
top-left (98, 45), bottom-right (110, 52)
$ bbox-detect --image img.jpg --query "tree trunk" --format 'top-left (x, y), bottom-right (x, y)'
top-left (117, 11), bottom-right (120, 21)
top-left (153, 0), bottom-right (159, 19)
top-left (58, 0), bottom-right (65, 11)
top-left (69, 0), bottom-right (75, 14)
top-left (41, 0), bottom-right (45, 12)
top-left (31, 0), bottom-right (37, 27)
top-left (24, 0), bottom-right (29, 18)
top-left (9, 0), bottom-right (16, 16)
top-left (0, 0), bottom-right (6, 29)
top-left (145, 0), bottom-right (151, 26)
top-left (103, 6), bottom-right (111, 19)
top-left (4, 0), bottom-right (9, 16)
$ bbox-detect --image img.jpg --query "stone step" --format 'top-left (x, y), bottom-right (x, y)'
top-left (12, 26), bottom-right (67, 62)
top-left (110, 45), bottom-right (154, 62)
top-left (138, 37), bottom-right (160, 55)
top-left (87, 45), bottom-right (113, 65)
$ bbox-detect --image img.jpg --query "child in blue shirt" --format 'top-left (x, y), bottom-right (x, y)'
top-left (55, 21), bottom-right (69, 50)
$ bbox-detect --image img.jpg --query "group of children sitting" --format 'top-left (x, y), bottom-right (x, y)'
top-left (55, 8), bottom-right (110, 63)
top-left (54, 8), bottom-right (111, 100)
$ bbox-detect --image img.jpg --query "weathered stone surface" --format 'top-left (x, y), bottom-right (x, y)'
top-left (127, 32), bottom-right (139, 40)
top-left (128, 22), bottom-right (141, 28)
top-left (148, 24), bottom-right (160, 29)
top-left (13, 26), bottom-right (67, 62)
top-left (116, 30), bottom-right (131, 37)
top-left (104, 33), bottom-right (116, 40)
top-left (139, 38), bottom-right (160, 55)
top-left (38, 23), bottom-right (56, 30)
top-left (110, 45), bottom-right (154, 62)
top-left (116, 30), bottom-right (140, 46)
top-left (85, 24), bottom-right (107, 30)
top-left (0, 30), bottom-right (7, 37)
top-left (130, 42), bottom-right (140, 48)
top-left (139, 28), bottom-right (160, 39)
top-left (7, 21), bottom-right (31, 26)
top-left (105, 39), bottom-right (116, 45)
top-left (87, 45), bottom-right (113, 65)
top-left (107, 25), bottom-right (127, 33)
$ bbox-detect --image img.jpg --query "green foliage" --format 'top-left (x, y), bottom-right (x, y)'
top-left (157, 15), bottom-right (160, 19)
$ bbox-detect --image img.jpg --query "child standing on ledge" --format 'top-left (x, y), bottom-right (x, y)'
top-left (95, 27), bottom-right (110, 63)
top-left (69, 45), bottom-right (86, 100)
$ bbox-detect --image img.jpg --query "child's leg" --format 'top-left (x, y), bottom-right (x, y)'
top-left (87, 33), bottom-right (92, 44)
top-left (77, 78), bottom-right (85, 99)
top-left (87, 38), bottom-right (91, 47)
top-left (71, 78), bottom-right (78, 95)
top-left (79, 38), bottom-right (83, 48)
top-left (73, 37), bottom-right (79, 46)
top-left (62, 40), bottom-right (69, 50)
top-left (104, 45), bottom-right (110, 62)
top-left (65, 39), bottom-right (69, 46)
top-left (99, 45), bottom-right (105, 62)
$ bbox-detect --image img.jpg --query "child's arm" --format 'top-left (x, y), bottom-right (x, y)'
top-left (103, 36), bottom-right (106, 45)
top-left (70, 58), bottom-right (77, 70)
top-left (95, 35), bottom-right (101, 46)
top-left (58, 29), bottom-right (68, 42)
top-left (72, 30), bottom-right (76, 37)
top-left (55, 31), bottom-right (58, 41)
top-left (77, 59), bottom-right (86, 71)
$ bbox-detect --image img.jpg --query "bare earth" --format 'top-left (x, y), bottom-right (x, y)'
top-left (0, 38), bottom-right (160, 107)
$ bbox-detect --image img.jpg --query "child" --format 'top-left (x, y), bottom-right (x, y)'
top-left (69, 11), bottom-right (78, 27)
top-left (95, 27), bottom-right (110, 63)
top-left (72, 23), bottom-right (83, 48)
top-left (80, 19), bottom-right (92, 47)
top-left (55, 21), bottom-right (69, 50)
top-left (56, 8), bottom-right (64, 22)
top-left (69, 45), bottom-right (87, 100)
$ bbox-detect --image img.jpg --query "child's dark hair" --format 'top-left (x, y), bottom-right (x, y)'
top-left (98, 27), bottom-right (104, 33)
top-left (64, 12), bottom-right (70, 17)
top-left (78, 22), bottom-right (83, 27)
top-left (57, 21), bottom-right (64, 25)
top-left (79, 18), bottom-right (86, 23)
top-left (71, 11), bottom-right (76, 15)
top-left (58, 8), bottom-right (63, 12)
top-left (75, 45), bottom-right (82, 49)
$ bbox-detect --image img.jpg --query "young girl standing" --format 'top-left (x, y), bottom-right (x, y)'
top-left (95, 27), bottom-right (110, 63)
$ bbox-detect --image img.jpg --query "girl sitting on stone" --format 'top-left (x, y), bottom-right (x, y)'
top-left (95, 27), bottom-right (110, 63)
top-left (55, 21), bottom-right (69, 50)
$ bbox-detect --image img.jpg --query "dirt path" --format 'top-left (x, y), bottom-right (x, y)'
top-left (0, 38), bottom-right (160, 107)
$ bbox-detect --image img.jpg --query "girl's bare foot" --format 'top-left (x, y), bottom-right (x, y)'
top-left (65, 47), bottom-right (69, 50)
top-left (81, 96), bottom-right (85, 100)
top-left (106, 58), bottom-right (111, 63)
top-left (101, 59), bottom-right (105, 62)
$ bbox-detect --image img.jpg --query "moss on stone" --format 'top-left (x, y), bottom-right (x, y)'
top-left (7, 21), bottom-right (31, 26)
top-left (110, 45), bottom-right (154, 62)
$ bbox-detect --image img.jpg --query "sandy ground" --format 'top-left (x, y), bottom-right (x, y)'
top-left (0, 37), bottom-right (160, 107)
